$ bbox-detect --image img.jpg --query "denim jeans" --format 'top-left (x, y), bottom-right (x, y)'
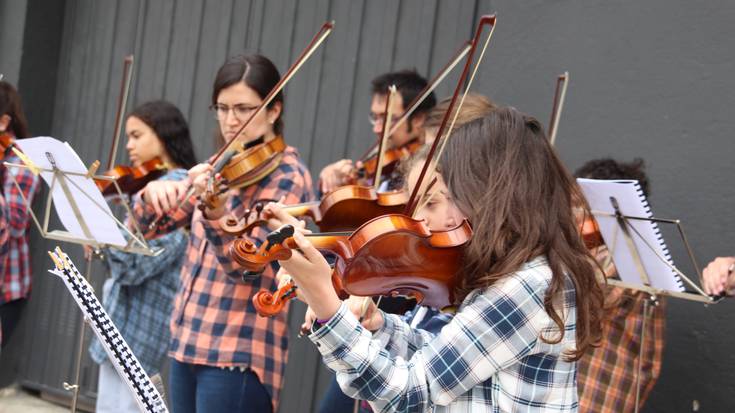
top-left (169, 359), bottom-right (272, 413)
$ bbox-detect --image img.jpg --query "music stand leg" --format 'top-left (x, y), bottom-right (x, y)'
top-left (63, 253), bottom-right (93, 412)
top-left (634, 294), bottom-right (655, 413)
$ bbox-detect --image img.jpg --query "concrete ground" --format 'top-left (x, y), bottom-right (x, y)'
top-left (0, 385), bottom-right (69, 413)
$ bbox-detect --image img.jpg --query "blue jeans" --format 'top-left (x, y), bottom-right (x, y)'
top-left (169, 359), bottom-right (272, 413)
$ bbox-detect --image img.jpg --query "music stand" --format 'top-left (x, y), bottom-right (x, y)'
top-left (4, 136), bottom-right (162, 412)
top-left (578, 178), bottom-right (720, 413)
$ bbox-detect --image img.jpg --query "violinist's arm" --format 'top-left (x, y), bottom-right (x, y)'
top-left (200, 167), bottom-right (314, 281)
top-left (308, 272), bottom-right (550, 411)
top-left (370, 310), bottom-right (437, 360)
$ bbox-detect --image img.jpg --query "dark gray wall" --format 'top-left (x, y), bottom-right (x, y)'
top-left (1, 0), bottom-right (734, 411)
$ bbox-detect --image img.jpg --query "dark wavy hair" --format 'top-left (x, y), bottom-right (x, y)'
top-left (0, 81), bottom-right (30, 138)
top-left (211, 54), bottom-right (283, 146)
top-left (438, 107), bottom-right (603, 360)
top-left (128, 100), bottom-right (197, 169)
top-left (574, 157), bottom-right (650, 197)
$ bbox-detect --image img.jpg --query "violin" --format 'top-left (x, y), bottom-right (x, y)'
top-left (229, 215), bottom-right (472, 316)
top-left (219, 135), bottom-right (287, 188)
top-left (0, 133), bottom-right (15, 156)
top-left (357, 138), bottom-right (422, 181)
top-left (581, 216), bottom-right (604, 249)
top-left (220, 185), bottom-right (408, 235)
top-left (95, 157), bottom-right (168, 196)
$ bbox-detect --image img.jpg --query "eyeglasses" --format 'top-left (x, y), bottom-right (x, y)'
top-left (210, 103), bottom-right (259, 121)
top-left (368, 112), bottom-right (403, 127)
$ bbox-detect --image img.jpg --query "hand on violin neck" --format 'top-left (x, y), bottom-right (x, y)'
top-left (261, 198), bottom-right (310, 232)
top-left (278, 231), bottom-right (340, 320)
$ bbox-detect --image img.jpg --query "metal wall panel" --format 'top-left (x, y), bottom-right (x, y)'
top-left (3, 0), bottom-right (735, 411)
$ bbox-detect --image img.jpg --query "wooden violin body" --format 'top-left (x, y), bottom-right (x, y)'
top-left (230, 214), bottom-right (472, 316)
top-left (0, 133), bottom-right (15, 155)
top-left (220, 136), bottom-right (286, 187)
top-left (358, 139), bottom-right (422, 181)
top-left (95, 157), bottom-right (166, 196)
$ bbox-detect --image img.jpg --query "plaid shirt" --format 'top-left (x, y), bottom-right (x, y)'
top-left (132, 146), bottom-right (314, 408)
top-left (577, 246), bottom-right (665, 412)
top-left (311, 257), bottom-right (580, 412)
top-left (1, 146), bottom-right (40, 305)
top-left (88, 169), bottom-right (189, 374)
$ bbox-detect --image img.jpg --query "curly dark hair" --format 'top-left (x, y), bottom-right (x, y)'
top-left (574, 158), bottom-right (650, 197)
top-left (128, 100), bottom-right (198, 169)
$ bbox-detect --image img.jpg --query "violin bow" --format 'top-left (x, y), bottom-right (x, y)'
top-left (106, 55), bottom-right (135, 170)
top-left (372, 85), bottom-right (398, 190)
top-left (548, 71), bottom-right (569, 146)
top-left (358, 41), bottom-right (472, 163)
top-left (406, 15), bottom-right (497, 217)
top-left (210, 21), bottom-right (334, 165)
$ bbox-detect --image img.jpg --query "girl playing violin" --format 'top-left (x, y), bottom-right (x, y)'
top-left (279, 107), bottom-right (604, 412)
top-left (87, 100), bottom-right (197, 413)
top-left (312, 93), bottom-right (497, 413)
top-left (133, 54), bottom-right (314, 413)
top-left (0, 80), bottom-right (39, 348)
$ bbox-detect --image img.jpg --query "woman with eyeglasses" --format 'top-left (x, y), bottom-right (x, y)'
top-left (132, 54), bottom-right (315, 413)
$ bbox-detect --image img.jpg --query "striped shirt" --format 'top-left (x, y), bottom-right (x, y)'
top-left (132, 146), bottom-right (314, 408)
top-left (1, 144), bottom-right (40, 305)
top-left (310, 257), bottom-right (580, 412)
top-left (88, 169), bottom-right (189, 374)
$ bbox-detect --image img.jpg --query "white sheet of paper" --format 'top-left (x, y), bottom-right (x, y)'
top-left (577, 178), bottom-right (683, 292)
top-left (14, 137), bottom-right (127, 247)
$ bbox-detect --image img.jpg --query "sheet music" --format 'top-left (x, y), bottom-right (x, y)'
top-left (48, 249), bottom-right (168, 413)
top-left (577, 178), bottom-right (683, 292)
top-left (14, 137), bottom-right (127, 246)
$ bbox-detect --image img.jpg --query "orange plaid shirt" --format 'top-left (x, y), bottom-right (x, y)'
top-left (577, 247), bottom-right (666, 412)
top-left (133, 146), bottom-right (314, 408)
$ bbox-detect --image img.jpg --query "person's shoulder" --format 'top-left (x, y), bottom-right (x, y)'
top-left (468, 256), bottom-right (553, 305)
top-left (276, 146), bottom-right (311, 178)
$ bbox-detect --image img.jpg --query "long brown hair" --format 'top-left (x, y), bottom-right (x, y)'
top-left (438, 107), bottom-right (603, 360)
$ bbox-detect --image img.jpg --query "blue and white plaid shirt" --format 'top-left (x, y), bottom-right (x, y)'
top-left (89, 169), bottom-right (188, 374)
top-left (310, 257), bottom-right (579, 412)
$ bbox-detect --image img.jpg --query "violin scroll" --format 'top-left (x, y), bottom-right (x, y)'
top-left (252, 280), bottom-right (298, 317)
top-left (229, 225), bottom-right (296, 274)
